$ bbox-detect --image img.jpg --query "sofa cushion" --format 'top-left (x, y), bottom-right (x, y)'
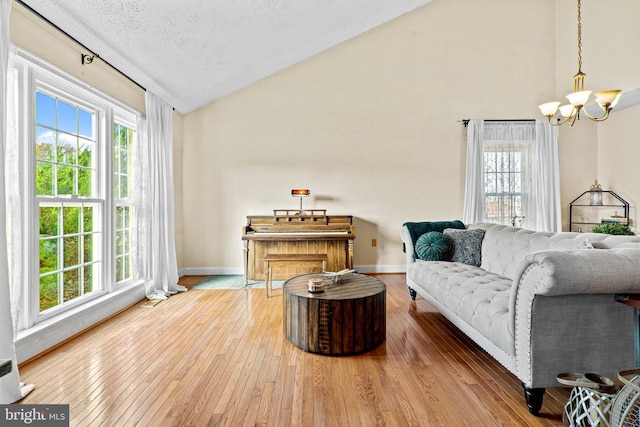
top-left (415, 231), bottom-right (452, 261)
top-left (402, 220), bottom-right (465, 253)
top-left (444, 228), bottom-right (485, 267)
top-left (407, 261), bottom-right (514, 355)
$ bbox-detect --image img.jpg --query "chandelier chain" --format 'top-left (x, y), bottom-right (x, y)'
top-left (577, 0), bottom-right (582, 72)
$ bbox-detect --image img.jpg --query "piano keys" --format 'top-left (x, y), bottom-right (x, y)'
top-left (242, 210), bottom-right (355, 283)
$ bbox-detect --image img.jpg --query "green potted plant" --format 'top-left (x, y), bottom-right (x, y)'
top-left (590, 223), bottom-right (635, 235)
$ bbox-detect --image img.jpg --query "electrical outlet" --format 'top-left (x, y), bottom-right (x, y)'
top-left (371, 238), bottom-right (377, 247)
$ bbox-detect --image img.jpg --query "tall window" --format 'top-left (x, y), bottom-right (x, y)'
top-left (14, 50), bottom-right (139, 323)
top-left (36, 91), bottom-right (102, 312)
top-left (114, 122), bottom-right (134, 283)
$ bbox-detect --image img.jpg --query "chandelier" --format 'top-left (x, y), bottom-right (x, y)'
top-left (538, 0), bottom-right (621, 126)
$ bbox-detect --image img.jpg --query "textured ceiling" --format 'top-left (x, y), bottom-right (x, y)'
top-left (19, 0), bottom-right (432, 113)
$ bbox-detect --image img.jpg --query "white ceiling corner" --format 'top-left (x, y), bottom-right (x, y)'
top-left (19, 0), bottom-right (433, 113)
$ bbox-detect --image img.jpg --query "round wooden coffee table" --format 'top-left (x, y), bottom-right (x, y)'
top-left (283, 273), bottom-right (386, 355)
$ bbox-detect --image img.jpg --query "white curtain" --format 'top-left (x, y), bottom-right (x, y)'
top-left (1, 0), bottom-right (33, 403)
top-left (462, 119), bottom-right (561, 232)
top-left (533, 118), bottom-right (562, 232)
top-left (133, 91), bottom-right (186, 300)
top-left (462, 120), bottom-right (485, 224)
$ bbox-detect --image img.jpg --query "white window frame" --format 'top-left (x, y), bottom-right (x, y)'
top-left (14, 49), bottom-right (139, 329)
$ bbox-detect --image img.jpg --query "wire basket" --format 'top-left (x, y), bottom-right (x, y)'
top-left (558, 373), bottom-right (618, 427)
top-left (610, 369), bottom-right (640, 427)
top-left (563, 386), bottom-right (616, 426)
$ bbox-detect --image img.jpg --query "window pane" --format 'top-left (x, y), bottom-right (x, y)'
top-left (57, 135), bottom-right (77, 165)
top-left (83, 265), bottom-right (93, 294)
top-left (40, 273), bottom-right (59, 311)
top-left (116, 230), bottom-right (124, 255)
top-left (63, 207), bottom-right (80, 234)
top-left (120, 151), bottom-right (128, 175)
top-left (39, 238), bottom-right (58, 274)
top-left (114, 124), bottom-right (122, 148)
top-left (78, 141), bottom-right (93, 167)
top-left (83, 206), bottom-right (93, 233)
top-left (36, 162), bottom-right (54, 196)
top-left (116, 206), bottom-right (123, 229)
top-left (63, 236), bottom-right (79, 268)
top-left (84, 234), bottom-right (93, 262)
top-left (124, 255), bottom-right (131, 279)
top-left (114, 175), bottom-right (121, 199)
top-left (39, 206), bottom-right (59, 236)
top-left (78, 109), bottom-right (92, 138)
top-left (63, 268), bottom-right (80, 302)
top-left (78, 169), bottom-right (92, 197)
top-left (58, 101), bottom-right (77, 135)
top-left (36, 127), bottom-right (56, 161)
top-left (123, 206), bottom-right (130, 228)
top-left (57, 165), bottom-right (75, 195)
top-left (120, 176), bottom-right (128, 199)
top-left (116, 257), bottom-right (124, 283)
top-left (485, 173), bottom-right (496, 193)
top-left (35, 92), bottom-right (56, 128)
top-left (512, 173), bottom-right (521, 192)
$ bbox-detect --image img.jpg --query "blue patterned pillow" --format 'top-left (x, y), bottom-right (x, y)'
top-left (415, 231), bottom-right (452, 261)
top-left (443, 228), bottom-right (485, 267)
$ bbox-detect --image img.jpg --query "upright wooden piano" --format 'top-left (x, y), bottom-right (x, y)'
top-left (242, 210), bottom-right (355, 283)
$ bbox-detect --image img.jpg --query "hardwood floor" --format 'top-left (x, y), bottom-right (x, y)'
top-left (18, 274), bottom-right (568, 426)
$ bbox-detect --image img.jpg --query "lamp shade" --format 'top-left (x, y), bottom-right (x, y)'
top-left (594, 90), bottom-right (621, 109)
top-left (538, 102), bottom-right (561, 117)
top-left (566, 90), bottom-right (592, 107)
top-left (559, 104), bottom-right (576, 118)
top-left (291, 189), bottom-right (310, 197)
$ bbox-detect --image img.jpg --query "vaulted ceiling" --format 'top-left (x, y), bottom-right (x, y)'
top-left (19, 0), bottom-right (433, 113)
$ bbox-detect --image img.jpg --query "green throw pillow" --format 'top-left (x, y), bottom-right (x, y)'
top-left (415, 231), bottom-right (452, 261)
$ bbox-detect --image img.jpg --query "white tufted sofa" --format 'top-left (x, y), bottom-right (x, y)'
top-left (401, 222), bottom-right (640, 415)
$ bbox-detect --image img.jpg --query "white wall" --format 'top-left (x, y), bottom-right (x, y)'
top-left (181, 0), bottom-right (557, 273)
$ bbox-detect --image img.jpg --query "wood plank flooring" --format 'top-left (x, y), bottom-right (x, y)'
top-left (18, 274), bottom-right (569, 426)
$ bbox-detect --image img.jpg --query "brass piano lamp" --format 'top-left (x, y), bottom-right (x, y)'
top-left (291, 189), bottom-right (310, 213)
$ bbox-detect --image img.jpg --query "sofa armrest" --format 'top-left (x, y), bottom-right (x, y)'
top-left (401, 225), bottom-right (416, 264)
top-left (511, 249), bottom-right (640, 387)
top-left (514, 248), bottom-right (640, 297)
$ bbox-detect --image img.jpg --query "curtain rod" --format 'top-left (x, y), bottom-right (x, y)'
top-left (14, 0), bottom-right (146, 93)
top-left (460, 119), bottom-right (535, 128)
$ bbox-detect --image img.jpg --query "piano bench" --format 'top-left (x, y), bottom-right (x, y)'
top-left (263, 254), bottom-right (328, 298)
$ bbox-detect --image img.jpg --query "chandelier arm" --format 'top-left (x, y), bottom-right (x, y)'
top-left (581, 107), bottom-right (610, 122)
top-left (547, 116), bottom-right (571, 127)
